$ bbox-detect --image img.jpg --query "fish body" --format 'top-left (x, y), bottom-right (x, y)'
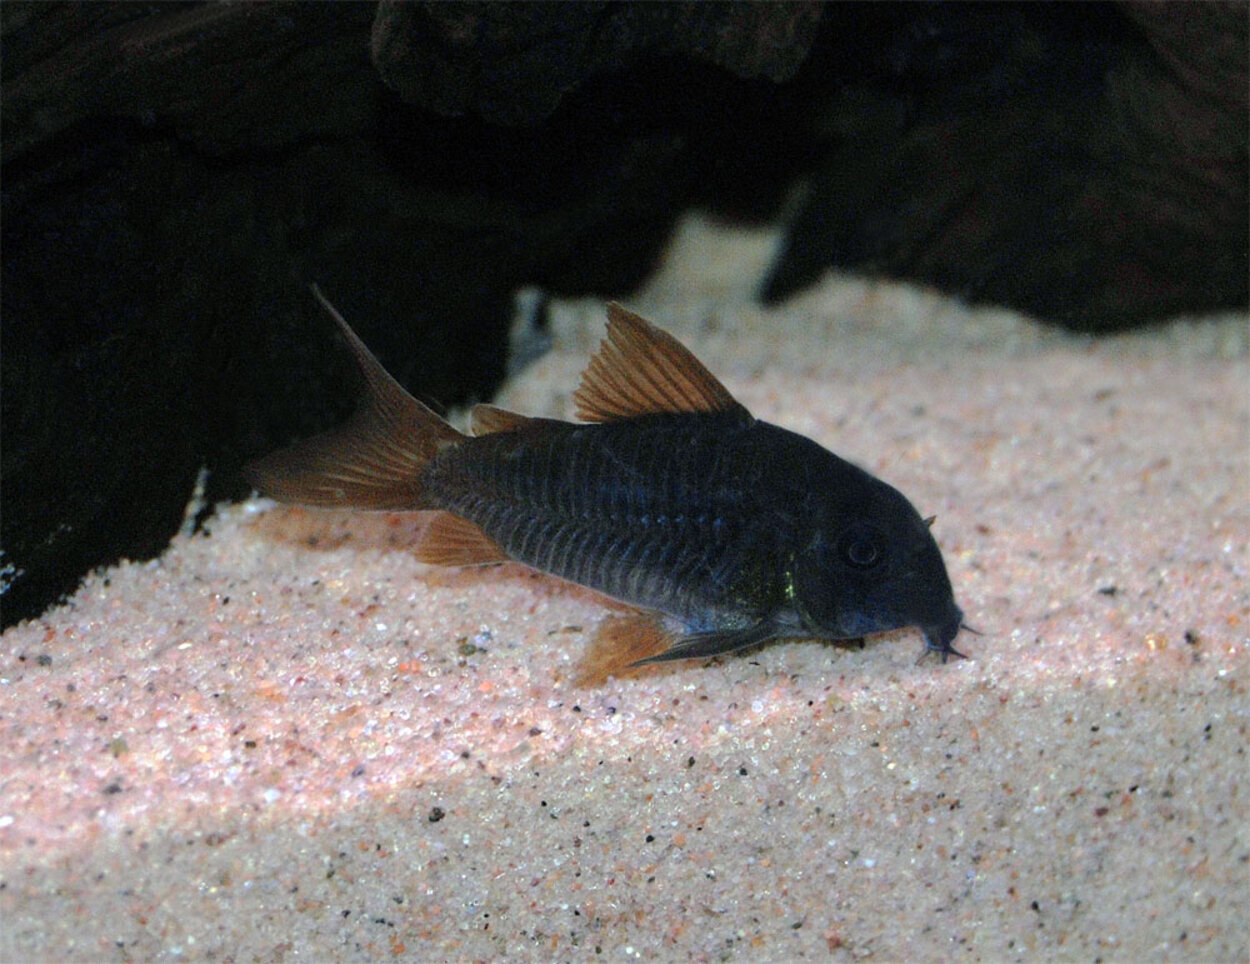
top-left (247, 289), bottom-right (966, 669)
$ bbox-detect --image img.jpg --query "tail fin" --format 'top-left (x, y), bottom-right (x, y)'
top-left (244, 286), bottom-right (463, 510)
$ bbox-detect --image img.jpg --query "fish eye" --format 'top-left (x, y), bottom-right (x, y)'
top-left (837, 525), bottom-right (884, 569)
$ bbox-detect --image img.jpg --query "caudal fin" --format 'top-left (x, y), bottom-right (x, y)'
top-left (244, 286), bottom-right (463, 510)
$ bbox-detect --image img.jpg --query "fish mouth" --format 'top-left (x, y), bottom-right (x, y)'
top-left (922, 605), bottom-right (968, 663)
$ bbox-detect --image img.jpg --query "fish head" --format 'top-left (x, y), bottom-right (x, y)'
top-left (790, 484), bottom-right (965, 660)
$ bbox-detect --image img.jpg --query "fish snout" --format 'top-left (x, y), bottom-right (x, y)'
top-left (921, 603), bottom-right (968, 663)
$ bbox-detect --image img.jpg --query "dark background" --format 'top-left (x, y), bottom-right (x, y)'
top-left (2, 2), bottom-right (1246, 628)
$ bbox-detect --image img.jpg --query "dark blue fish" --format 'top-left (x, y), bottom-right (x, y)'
top-left (246, 288), bottom-right (968, 675)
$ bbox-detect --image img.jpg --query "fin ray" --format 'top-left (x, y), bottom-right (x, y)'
top-left (572, 303), bottom-right (750, 423)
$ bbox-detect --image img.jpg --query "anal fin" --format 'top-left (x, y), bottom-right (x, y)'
top-left (413, 512), bottom-right (510, 566)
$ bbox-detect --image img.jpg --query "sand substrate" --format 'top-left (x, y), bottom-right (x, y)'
top-left (3, 219), bottom-right (1247, 960)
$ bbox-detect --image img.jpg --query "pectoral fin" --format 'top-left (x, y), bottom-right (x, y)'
top-left (576, 611), bottom-right (776, 685)
top-left (575, 612), bottom-right (679, 686)
top-left (630, 620), bottom-right (777, 665)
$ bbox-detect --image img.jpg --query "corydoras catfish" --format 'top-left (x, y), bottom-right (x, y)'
top-left (246, 289), bottom-right (968, 676)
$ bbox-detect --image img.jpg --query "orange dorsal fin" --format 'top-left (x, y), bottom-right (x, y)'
top-left (412, 512), bottom-right (510, 566)
top-left (244, 286), bottom-right (462, 510)
top-left (572, 303), bottom-right (750, 423)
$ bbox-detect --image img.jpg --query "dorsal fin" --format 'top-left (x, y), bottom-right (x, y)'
top-left (572, 303), bottom-right (750, 423)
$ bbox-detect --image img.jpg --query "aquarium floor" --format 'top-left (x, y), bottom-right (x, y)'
top-left (3, 216), bottom-right (1247, 960)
